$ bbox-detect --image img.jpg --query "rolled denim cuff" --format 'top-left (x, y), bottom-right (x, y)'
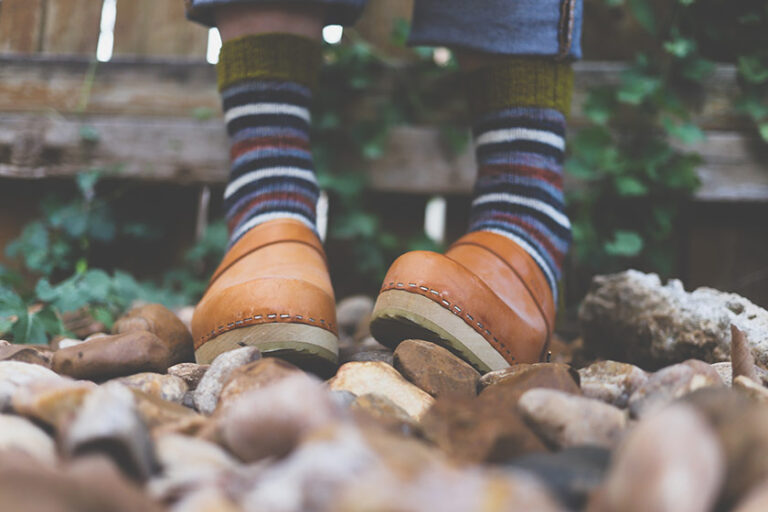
top-left (407, 0), bottom-right (582, 60)
top-left (185, 0), bottom-right (367, 28)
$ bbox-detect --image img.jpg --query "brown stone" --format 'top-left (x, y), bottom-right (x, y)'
top-left (589, 404), bottom-right (724, 512)
top-left (0, 343), bottom-right (52, 367)
top-left (167, 362), bottom-right (209, 390)
top-left (0, 453), bottom-right (164, 512)
top-left (52, 331), bottom-right (174, 381)
top-left (479, 362), bottom-right (581, 407)
top-left (578, 360), bottom-right (649, 408)
top-left (479, 362), bottom-right (581, 392)
top-left (216, 357), bottom-right (300, 412)
top-left (733, 481), bottom-right (768, 512)
top-left (628, 359), bottom-right (724, 418)
top-left (685, 388), bottom-right (768, 509)
top-left (112, 303), bottom-right (194, 365)
top-left (393, 339), bottom-right (480, 399)
top-left (734, 375), bottom-right (768, 403)
top-left (12, 378), bottom-right (96, 432)
top-left (329, 362), bottom-right (435, 421)
top-left (351, 393), bottom-right (418, 435)
top-left (117, 372), bottom-right (187, 403)
top-left (130, 389), bottom-right (204, 433)
top-left (421, 394), bottom-right (547, 464)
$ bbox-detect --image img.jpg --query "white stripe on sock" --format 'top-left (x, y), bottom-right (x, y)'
top-left (483, 228), bottom-right (557, 296)
top-left (232, 211), bottom-right (315, 242)
top-left (476, 128), bottom-right (565, 151)
top-left (224, 103), bottom-right (311, 124)
top-left (472, 193), bottom-right (571, 229)
top-left (225, 167), bottom-right (317, 200)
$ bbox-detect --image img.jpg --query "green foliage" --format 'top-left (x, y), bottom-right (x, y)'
top-left (566, 0), bottom-right (767, 278)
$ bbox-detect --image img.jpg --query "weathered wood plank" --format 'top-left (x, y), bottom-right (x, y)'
top-left (0, 0), bottom-right (45, 53)
top-left (0, 57), bottom-right (747, 131)
top-left (113, 0), bottom-right (208, 58)
top-left (0, 114), bottom-right (765, 202)
top-left (41, 0), bottom-right (102, 55)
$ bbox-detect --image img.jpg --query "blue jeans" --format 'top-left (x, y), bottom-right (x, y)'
top-left (186, 0), bottom-right (583, 59)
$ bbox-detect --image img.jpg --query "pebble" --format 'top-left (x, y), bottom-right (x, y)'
top-left (168, 363), bottom-right (210, 390)
top-left (733, 375), bottom-right (768, 403)
top-left (0, 361), bottom-right (61, 410)
top-left (578, 360), bottom-right (648, 408)
top-left (329, 362), bottom-right (435, 421)
top-left (112, 303), bottom-right (194, 365)
top-left (216, 357), bottom-right (300, 412)
top-left (64, 382), bottom-right (157, 481)
top-left (350, 393), bottom-right (418, 435)
top-left (216, 373), bottom-right (339, 462)
top-left (117, 372), bottom-right (188, 403)
top-left (12, 377), bottom-right (96, 431)
top-left (393, 339), bottom-right (480, 399)
top-left (193, 347), bottom-right (261, 415)
top-left (712, 362), bottom-right (733, 386)
top-left (732, 481), bottom-right (768, 512)
top-left (479, 362), bottom-right (581, 407)
top-left (131, 389), bottom-right (205, 433)
top-left (590, 404), bottom-right (724, 512)
top-left (171, 487), bottom-right (242, 512)
top-left (0, 414), bottom-right (56, 465)
top-left (0, 343), bottom-right (52, 367)
top-left (518, 388), bottom-right (627, 449)
top-left (628, 359), bottom-right (724, 417)
top-left (52, 331), bottom-right (175, 381)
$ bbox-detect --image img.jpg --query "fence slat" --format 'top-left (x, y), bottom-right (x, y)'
top-left (41, 0), bottom-right (102, 55)
top-left (0, 0), bottom-right (45, 53)
top-left (113, 0), bottom-right (208, 58)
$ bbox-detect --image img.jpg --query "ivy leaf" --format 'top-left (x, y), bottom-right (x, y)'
top-left (628, 0), bottom-right (656, 34)
top-left (76, 171), bottom-right (101, 199)
top-left (738, 56), bottom-right (768, 84)
top-left (759, 122), bottom-right (768, 143)
top-left (681, 57), bottom-right (715, 82)
top-left (615, 175), bottom-right (649, 196)
top-left (664, 37), bottom-right (695, 58)
top-left (618, 71), bottom-right (661, 105)
top-left (604, 230), bottom-right (644, 257)
top-left (662, 117), bottom-right (705, 144)
top-left (583, 88), bottom-right (615, 125)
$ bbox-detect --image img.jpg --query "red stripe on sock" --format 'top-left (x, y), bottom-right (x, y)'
top-left (227, 191), bottom-right (316, 232)
top-left (230, 136), bottom-right (311, 161)
top-left (486, 213), bottom-right (565, 268)
top-left (478, 164), bottom-right (563, 188)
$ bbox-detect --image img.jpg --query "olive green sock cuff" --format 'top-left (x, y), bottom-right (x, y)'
top-left (217, 33), bottom-right (322, 91)
top-left (467, 58), bottom-right (574, 116)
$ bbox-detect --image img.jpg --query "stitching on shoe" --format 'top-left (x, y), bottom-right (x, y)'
top-left (199, 313), bottom-right (336, 345)
top-left (381, 281), bottom-right (514, 359)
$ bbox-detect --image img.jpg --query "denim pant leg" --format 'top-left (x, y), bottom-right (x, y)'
top-left (185, 0), bottom-right (367, 28)
top-left (408, 0), bottom-right (582, 59)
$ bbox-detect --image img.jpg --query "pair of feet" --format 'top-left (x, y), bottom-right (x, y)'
top-left (190, 218), bottom-right (555, 375)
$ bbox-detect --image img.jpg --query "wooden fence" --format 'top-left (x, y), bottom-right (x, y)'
top-left (1, 0), bottom-right (768, 305)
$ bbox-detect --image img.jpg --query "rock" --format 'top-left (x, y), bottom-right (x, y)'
top-left (480, 363), bottom-right (581, 392)
top-left (216, 373), bottom-right (339, 462)
top-left (579, 270), bottom-right (768, 369)
top-left (216, 357), bottom-right (300, 412)
top-left (336, 295), bottom-right (374, 338)
top-left (168, 363), bottom-right (209, 390)
top-left (193, 347), bottom-right (261, 415)
top-left (0, 453), bottom-right (164, 512)
top-left (683, 388), bottom-right (768, 509)
top-left (112, 303), bottom-right (194, 365)
top-left (329, 362), bottom-right (434, 421)
top-left (54, 338), bottom-right (88, 350)
top-left (342, 349), bottom-right (394, 365)
top-left (712, 362), bottom-right (733, 386)
top-left (331, 390), bottom-right (357, 409)
top-left (628, 359), bottom-right (723, 417)
top-left (0, 343), bottom-right (52, 367)
top-left (733, 481), bottom-right (768, 512)
top-left (133, 389), bottom-right (206, 435)
top-left (117, 372), bottom-right (188, 403)
top-left (732, 324), bottom-right (758, 382)
top-left (64, 382), bottom-right (157, 481)
top-left (393, 339), bottom-right (480, 399)
top-left (590, 404), bottom-right (724, 512)
top-left (149, 434), bottom-right (239, 502)
top-left (578, 361), bottom-right (648, 408)
top-left (507, 446), bottom-right (611, 510)
top-left (0, 360), bottom-right (61, 410)
top-left (0, 414), bottom-right (56, 465)
top-left (350, 393), bottom-right (418, 435)
top-left (480, 363), bottom-right (581, 406)
top-left (12, 377), bottom-right (96, 431)
top-left (339, 336), bottom-right (393, 366)
top-left (519, 389), bottom-right (627, 449)
top-left (422, 394), bottom-right (547, 464)
top-left (733, 375), bottom-right (768, 403)
top-left (171, 487), bottom-right (242, 512)
top-left (52, 331), bottom-right (175, 381)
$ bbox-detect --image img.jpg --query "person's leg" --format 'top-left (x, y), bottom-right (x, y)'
top-left (371, 0), bottom-right (581, 372)
top-left (185, 0), bottom-right (365, 372)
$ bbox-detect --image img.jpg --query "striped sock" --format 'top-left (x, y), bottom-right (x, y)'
top-left (217, 34), bottom-right (322, 247)
top-left (466, 59), bottom-right (574, 300)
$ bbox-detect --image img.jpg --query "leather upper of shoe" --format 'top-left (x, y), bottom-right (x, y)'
top-left (379, 230), bottom-right (555, 364)
top-left (191, 219), bottom-right (337, 350)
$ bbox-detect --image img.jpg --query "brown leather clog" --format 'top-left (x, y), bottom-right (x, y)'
top-left (370, 231), bottom-right (554, 373)
top-left (191, 219), bottom-right (338, 373)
